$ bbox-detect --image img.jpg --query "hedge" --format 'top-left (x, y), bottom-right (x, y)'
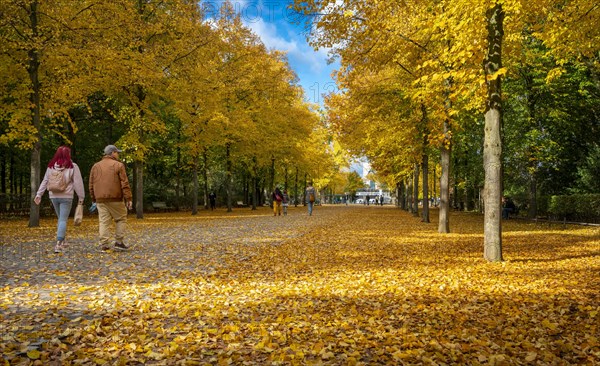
top-left (537, 194), bottom-right (600, 223)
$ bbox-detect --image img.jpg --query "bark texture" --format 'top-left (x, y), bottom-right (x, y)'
top-left (483, 3), bottom-right (504, 262)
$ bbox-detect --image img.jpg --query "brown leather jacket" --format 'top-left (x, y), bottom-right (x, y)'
top-left (89, 156), bottom-right (132, 203)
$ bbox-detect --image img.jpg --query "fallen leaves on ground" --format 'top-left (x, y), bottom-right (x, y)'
top-left (1, 206), bottom-right (599, 365)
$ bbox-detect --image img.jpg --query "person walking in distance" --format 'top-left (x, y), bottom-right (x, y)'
top-left (272, 187), bottom-right (283, 216)
top-left (305, 181), bottom-right (316, 216)
top-left (34, 146), bottom-right (85, 253)
top-left (89, 145), bottom-right (133, 251)
top-left (209, 191), bottom-right (216, 210)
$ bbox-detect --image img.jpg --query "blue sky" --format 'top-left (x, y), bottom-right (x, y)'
top-left (201, 0), bottom-right (340, 105)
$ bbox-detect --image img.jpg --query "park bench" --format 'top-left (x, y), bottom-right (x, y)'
top-left (152, 201), bottom-right (174, 212)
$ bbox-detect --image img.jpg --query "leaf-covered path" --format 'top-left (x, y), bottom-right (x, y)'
top-left (1, 205), bottom-right (599, 365)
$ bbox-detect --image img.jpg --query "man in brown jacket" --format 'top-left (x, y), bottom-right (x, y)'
top-left (89, 145), bottom-right (133, 251)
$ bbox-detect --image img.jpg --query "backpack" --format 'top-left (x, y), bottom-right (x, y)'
top-left (309, 192), bottom-right (315, 203)
top-left (47, 169), bottom-right (69, 193)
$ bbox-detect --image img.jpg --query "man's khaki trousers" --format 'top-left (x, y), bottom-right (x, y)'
top-left (97, 202), bottom-right (127, 245)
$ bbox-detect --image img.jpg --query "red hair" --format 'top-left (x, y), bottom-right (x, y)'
top-left (48, 146), bottom-right (74, 169)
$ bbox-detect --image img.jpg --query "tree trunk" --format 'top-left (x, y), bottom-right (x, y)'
top-left (269, 156), bottom-right (275, 208)
top-left (135, 160), bottom-right (144, 219)
top-left (483, 3), bottom-right (504, 262)
top-left (303, 172), bottom-right (307, 205)
top-left (252, 157), bottom-right (258, 210)
top-left (294, 167), bottom-right (299, 207)
top-left (175, 145), bottom-right (181, 211)
top-left (433, 165), bottom-right (437, 206)
top-left (226, 143), bottom-right (232, 212)
top-left (439, 130), bottom-right (451, 234)
top-left (27, 0), bottom-right (41, 227)
top-left (202, 150), bottom-right (208, 210)
top-left (453, 157), bottom-right (459, 210)
top-left (420, 104), bottom-right (430, 222)
top-left (406, 178), bottom-right (412, 212)
top-left (528, 175), bottom-right (537, 218)
top-left (191, 158), bottom-right (198, 215)
top-left (252, 175), bottom-right (258, 210)
top-left (1, 153), bottom-right (6, 194)
top-left (243, 172), bottom-right (249, 204)
top-left (413, 163), bottom-right (419, 217)
top-left (422, 154), bottom-right (430, 223)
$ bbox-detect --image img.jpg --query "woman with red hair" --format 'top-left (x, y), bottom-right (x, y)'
top-left (34, 146), bottom-right (85, 253)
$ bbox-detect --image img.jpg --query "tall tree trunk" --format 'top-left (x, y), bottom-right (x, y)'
top-left (294, 167), bottom-right (299, 207)
top-left (27, 0), bottom-right (41, 227)
top-left (191, 158), bottom-right (198, 215)
top-left (439, 139), bottom-right (451, 234)
top-left (422, 154), bottom-right (430, 223)
top-left (401, 181), bottom-right (405, 209)
top-left (252, 175), bottom-right (258, 210)
top-left (202, 150), bottom-right (208, 210)
top-left (406, 178), bottom-right (412, 212)
top-left (226, 143), bottom-right (232, 212)
top-left (453, 157), bottom-right (459, 210)
top-left (303, 172), bottom-right (307, 205)
top-left (433, 165), bottom-right (437, 206)
top-left (420, 104), bottom-right (430, 222)
top-left (270, 156), bottom-right (275, 208)
top-left (244, 172), bottom-right (249, 205)
top-left (1, 153), bottom-right (6, 194)
top-left (135, 161), bottom-right (144, 219)
top-left (483, 3), bottom-right (504, 262)
top-left (528, 174), bottom-right (537, 218)
top-left (399, 181), bottom-right (406, 210)
top-left (413, 163), bottom-right (419, 217)
top-left (175, 145), bottom-right (181, 211)
top-left (439, 74), bottom-right (453, 233)
top-left (251, 156), bottom-right (258, 210)
top-left (20, 171), bottom-right (24, 195)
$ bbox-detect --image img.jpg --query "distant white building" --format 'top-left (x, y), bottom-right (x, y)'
top-left (350, 158), bottom-right (372, 186)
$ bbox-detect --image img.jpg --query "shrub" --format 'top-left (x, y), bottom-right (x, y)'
top-left (546, 194), bottom-right (600, 222)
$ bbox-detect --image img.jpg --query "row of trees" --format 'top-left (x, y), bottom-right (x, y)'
top-left (294, 0), bottom-right (600, 261)
top-left (0, 1), bottom-right (348, 224)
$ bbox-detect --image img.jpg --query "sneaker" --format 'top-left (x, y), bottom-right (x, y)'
top-left (54, 241), bottom-right (63, 253)
top-left (98, 244), bottom-right (111, 252)
top-left (114, 242), bottom-right (129, 251)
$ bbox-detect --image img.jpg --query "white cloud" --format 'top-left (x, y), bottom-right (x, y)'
top-left (245, 18), bottom-right (329, 74)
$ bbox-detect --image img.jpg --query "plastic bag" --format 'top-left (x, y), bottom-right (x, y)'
top-left (74, 204), bottom-right (83, 226)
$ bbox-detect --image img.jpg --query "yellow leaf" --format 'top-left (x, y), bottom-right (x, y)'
top-left (525, 352), bottom-right (537, 362)
top-left (27, 349), bottom-right (41, 359)
top-left (321, 351), bottom-right (335, 359)
top-left (541, 319), bottom-right (558, 331)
